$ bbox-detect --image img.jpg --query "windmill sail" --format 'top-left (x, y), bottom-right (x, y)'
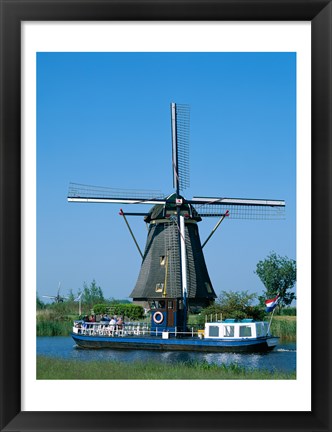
top-left (171, 103), bottom-right (190, 193)
top-left (189, 197), bottom-right (285, 219)
top-left (68, 183), bottom-right (166, 205)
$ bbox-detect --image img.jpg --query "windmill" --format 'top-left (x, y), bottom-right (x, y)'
top-left (42, 282), bottom-right (68, 303)
top-left (68, 103), bottom-right (285, 332)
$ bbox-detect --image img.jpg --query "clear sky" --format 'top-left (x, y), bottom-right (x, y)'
top-left (37, 52), bottom-right (296, 302)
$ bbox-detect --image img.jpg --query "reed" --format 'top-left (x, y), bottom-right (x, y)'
top-left (37, 356), bottom-right (295, 380)
top-left (37, 320), bottom-right (72, 336)
top-left (269, 316), bottom-right (296, 341)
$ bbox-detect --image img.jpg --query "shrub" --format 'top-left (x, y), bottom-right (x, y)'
top-left (92, 303), bottom-right (145, 321)
top-left (114, 304), bottom-right (145, 320)
top-left (93, 303), bottom-right (110, 315)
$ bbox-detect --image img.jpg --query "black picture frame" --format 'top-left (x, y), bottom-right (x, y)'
top-left (1, 1), bottom-right (331, 431)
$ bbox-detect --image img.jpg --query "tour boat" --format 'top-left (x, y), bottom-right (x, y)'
top-left (71, 318), bottom-right (279, 353)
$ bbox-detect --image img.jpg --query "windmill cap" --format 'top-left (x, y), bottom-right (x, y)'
top-left (144, 193), bottom-right (202, 223)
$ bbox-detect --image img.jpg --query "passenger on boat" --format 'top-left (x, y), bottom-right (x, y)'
top-left (89, 315), bottom-right (96, 322)
top-left (117, 316), bottom-right (123, 329)
top-left (100, 314), bottom-right (110, 323)
top-left (110, 316), bottom-right (116, 325)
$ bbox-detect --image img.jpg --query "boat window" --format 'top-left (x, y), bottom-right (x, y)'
top-left (160, 256), bottom-right (166, 266)
top-left (168, 301), bottom-right (173, 309)
top-left (155, 283), bottom-right (164, 293)
top-left (239, 326), bottom-right (252, 337)
top-left (223, 325), bottom-right (234, 337)
top-left (208, 326), bottom-right (219, 337)
top-left (256, 324), bottom-right (262, 337)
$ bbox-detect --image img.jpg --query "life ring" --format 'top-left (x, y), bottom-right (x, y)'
top-left (153, 311), bottom-right (164, 324)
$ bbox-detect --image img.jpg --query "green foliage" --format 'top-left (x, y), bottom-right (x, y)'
top-left (36, 309), bottom-right (74, 336)
top-left (196, 304), bottom-right (223, 325)
top-left (82, 279), bottom-right (104, 308)
top-left (218, 290), bottom-right (265, 321)
top-left (37, 320), bottom-right (72, 336)
top-left (270, 316), bottom-right (296, 340)
top-left (67, 289), bottom-right (75, 302)
top-left (48, 300), bottom-right (80, 315)
top-left (36, 293), bottom-right (46, 310)
top-left (279, 307), bottom-right (296, 316)
top-left (255, 252), bottom-right (296, 309)
top-left (198, 290), bottom-right (265, 325)
top-left (92, 302), bottom-right (145, 320)
top-left (114, 303), bottom-right (144, 320)
top-left (93, 303), bottom-right (110, 315)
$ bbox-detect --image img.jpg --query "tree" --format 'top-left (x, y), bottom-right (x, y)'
top-left (217, 290), bottom-right (265, 321)
top-left (67, 289), bottom-right (75, 302)
top-left (198, 290), bottom-right (265, 324)
top-left (82, 279), bottom-right (105, 307)
top-left (255, 252), bottom-right (296, 309)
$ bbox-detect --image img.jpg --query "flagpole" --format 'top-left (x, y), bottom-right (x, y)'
top-left (267, 306), bottom-right (276, 335)
top-left (79, 298), bottom-right (82, 317)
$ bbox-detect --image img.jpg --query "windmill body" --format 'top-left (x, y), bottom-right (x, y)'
top-left (68, 103), bottom-right (285, 333)
top-left (130, 193), bottom-right (216, 332)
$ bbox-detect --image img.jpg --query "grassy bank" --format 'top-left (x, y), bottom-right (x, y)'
top-left (37, 356), bottom-right (295, 380)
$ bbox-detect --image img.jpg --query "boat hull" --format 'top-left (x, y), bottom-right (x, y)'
top-left (71, 333), bottom-right (279, 353)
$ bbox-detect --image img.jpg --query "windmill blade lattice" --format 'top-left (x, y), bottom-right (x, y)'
top-left (68, 183), bottom-right (166, 205)
top-left (190, 197), bottom-right (285, 220)
top-left (171, 103), bottom-right (190, 192)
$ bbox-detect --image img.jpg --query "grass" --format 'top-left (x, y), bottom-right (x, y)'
top-left (37, 356), bottom-right (296, 380)
top-left (37, 320), bottom-right (73, 336)
top-left (269, 316), bottom-right (296, 341)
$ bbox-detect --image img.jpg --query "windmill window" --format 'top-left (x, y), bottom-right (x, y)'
top-left (155, 283), bottom-right (164, 293)
top-left (160, 256), bottom-right (166, 266)
top-left (205, 282), bottom-right (213, 294)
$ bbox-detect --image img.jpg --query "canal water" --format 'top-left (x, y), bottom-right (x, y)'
top-left (37, 336), bottom-right (296, 373)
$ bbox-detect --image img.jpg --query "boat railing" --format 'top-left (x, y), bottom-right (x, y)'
top-left (73, 321), bottom-right (204, 338)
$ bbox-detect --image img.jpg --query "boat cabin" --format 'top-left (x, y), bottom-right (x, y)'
top-left (204, 319), bottom-right (270, 339)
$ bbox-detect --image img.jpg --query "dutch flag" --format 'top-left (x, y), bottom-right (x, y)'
top-left (265, 294), bottom-right (279, 312)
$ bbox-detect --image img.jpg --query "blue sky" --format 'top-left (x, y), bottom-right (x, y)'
top-left (37, 52), bottom-right (296, 302)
